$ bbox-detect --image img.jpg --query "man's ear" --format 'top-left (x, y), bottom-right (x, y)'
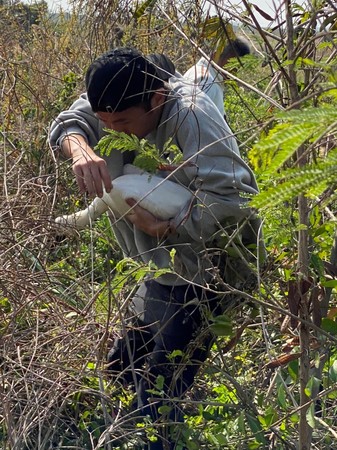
top-left (150, 89), bottom-right (166, 109)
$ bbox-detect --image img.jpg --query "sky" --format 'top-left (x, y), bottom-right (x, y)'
top-left (38, 0), bottom-right (279, 18)
top-left (24, 0), bottom-right (283, 27)
top-left (45, 0), bottom-right (71, 10)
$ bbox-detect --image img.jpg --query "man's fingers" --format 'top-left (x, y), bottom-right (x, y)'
top-left (72, 155), bottom-right (111, 197)
top-left (73, 166), bottom-right (87, 193)
top-left (91, 169), bottom-right (104, 197)
top-left (125, 198), bottom-right (136, 207)
top-left (99, 163), bottom-right (112, 193)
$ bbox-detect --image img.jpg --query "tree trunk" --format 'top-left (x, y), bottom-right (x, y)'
top-left (297, 194), bottom-right (312, 450)
top-left (284, 0), bottom-right (312, 447)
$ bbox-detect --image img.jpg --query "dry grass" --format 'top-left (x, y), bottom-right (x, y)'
top-left (1, 1), bottom-right (337, 448)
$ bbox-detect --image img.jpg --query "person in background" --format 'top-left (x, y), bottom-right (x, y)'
top-left (49, 46), bottom-right (261, 449)
top-left (184, 37), bottom-right (251, 118)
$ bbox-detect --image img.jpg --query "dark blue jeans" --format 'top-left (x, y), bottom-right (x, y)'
top-left (107, 279), bottom-right (220, 449)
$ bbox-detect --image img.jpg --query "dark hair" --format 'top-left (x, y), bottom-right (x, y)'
top-left (221, 38), bottom-right (250, 60)
top-left (85, 47), bottom-right (165, 113)
top-left (146, 53), bottom-right (175, 81)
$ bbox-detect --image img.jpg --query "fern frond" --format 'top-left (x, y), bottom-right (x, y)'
top-left (95, 129), bottom-right (183, 173)
top-left (95, 133), bottom-right (119, 157)
top-left (250, 106), bottom-right (337, 176)
top-left (133, 153), bottom-right (161, 172)
top-left (326, 147), bottom-right (337, 164)
top-left (251, 156), bottom-right (337, 210)
top-left (253, 123), bottom-right (318, 175)
top-left (97, 130), bottom-right (140, 156)
top-left (276, 106), bottom-right (337, 124)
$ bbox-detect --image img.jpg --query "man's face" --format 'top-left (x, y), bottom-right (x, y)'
top-left (96, 103), bottom-right (159, 138)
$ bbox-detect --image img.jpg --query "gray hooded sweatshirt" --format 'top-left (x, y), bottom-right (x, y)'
top-left (49, 76), bottom-right (261, 286)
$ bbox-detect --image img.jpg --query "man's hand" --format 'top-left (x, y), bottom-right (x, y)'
top-left (62, 134), bottom-right (111, 197)
top-left (125, 198), bottom-right (174, 238)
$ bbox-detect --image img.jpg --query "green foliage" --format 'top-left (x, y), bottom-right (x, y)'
top-left (112, 257), bottom-right (173, 294)
top-left (209, 314), bottom-right (233, 336)
top-left (53, 71), bottom-right (82, 111)
top-left (223, 56), bottom-right (272, 153)
top-left (250, 106), bottom-right (337, 209)
top-left (97, 129), bottom-right (183, 172)
top-left (133, 0), bottom-right (158, 19)
top-left (250, 107), bottom-right (337, 176)
top-left (2, 0), bottom-right (337, 449)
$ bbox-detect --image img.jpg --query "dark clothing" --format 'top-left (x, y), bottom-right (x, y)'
top-left (107, 279), bottom-right (221, 449)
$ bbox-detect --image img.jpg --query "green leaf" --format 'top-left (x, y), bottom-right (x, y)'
top-left (248, 444), bottom-right (261, 450)
top-left (306, 403), bottom-right (317, 429)
top-left (304, 376), bottom-right (321, 398)
top-left (251, 164), bottom-right (336, 209)
top-left (213, 433), bottom-right (227, 445)
top-left (329, 360), bottom-right (337, 382)
top-left (258, 407), bottom-right (277, 428)
top-left (168, 349), bottom-right (184, 360)
top-left (155, 374), bottom-right (165, 391)
top-left (252, 122), bottom-right (317, 175)
top-left (328, 390), bottom-right (337, 400)
top-left (321, 280), bottom-right (337, 288)
top-left (134, 153), bottom-right (160, 172)
top-left (249, 106), bottom-right (337, 210)
top-left (185, 441), bottom-right (199, 450)
top-left (209, 314), bottom-right (233, 336)
top-left (0, 297), bottom-right (11, 313)
top-left (238, 411), bottom-right (245, 433)
top-left (133, 0), bottom-right (157, 19)
top-left (96, 129), bottom-right (182, 173)
top-left (209, 323), bottom-right (233, 336)
top-left (97, 130), bottom-right (140, 157)
top-left (158, 405), bottom-right (172, 415)
top-left (245, 412), bottom-right (267, 444)
top-left (288, 359), bottom-right (299, 381)
top-left (277, 383), bottom-right (287, 409)
top-left (276, 106), bottom-right (337, 124)
top-left (290, 413), bottom-right (299, 424)
top-left (297, 57), bottom-right (318, 67)
top-left (203, 411), bottom-right (215, 420)
top-left (321, 318), bottom-right (337, 335)
top-left (86, 361), bottom-right (96, 370)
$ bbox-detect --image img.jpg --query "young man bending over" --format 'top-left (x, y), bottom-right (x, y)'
top-left (49, 47), bottom-right (260, 450)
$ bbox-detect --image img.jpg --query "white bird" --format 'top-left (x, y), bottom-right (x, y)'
top-left (55, 165), bottom-right (192, 231)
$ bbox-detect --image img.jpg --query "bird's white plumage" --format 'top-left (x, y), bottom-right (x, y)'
top-left (55, 168), bottom-right (192, 230)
